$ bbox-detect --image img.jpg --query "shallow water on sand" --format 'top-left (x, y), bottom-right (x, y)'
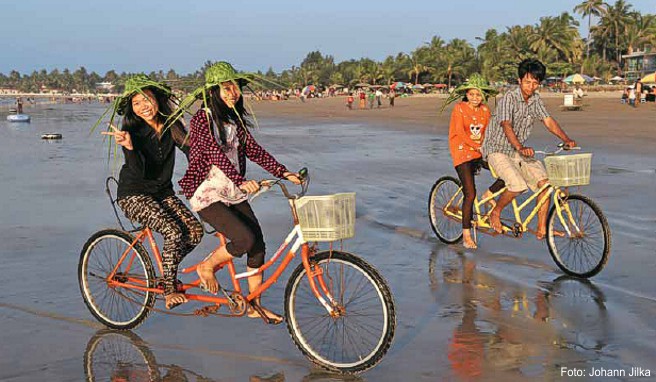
top-left (1, 104), bottom-right (655, 381)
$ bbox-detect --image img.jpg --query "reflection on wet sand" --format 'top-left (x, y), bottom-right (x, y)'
top-left (428, 245), bottom-right (609, 380)
top-left (83, 330), bottom-right (365, 382)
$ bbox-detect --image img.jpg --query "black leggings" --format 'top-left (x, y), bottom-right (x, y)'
top-left (198, 201), bottom-right (266, 268)
top-left (455, 159), bottom-right (505, 229)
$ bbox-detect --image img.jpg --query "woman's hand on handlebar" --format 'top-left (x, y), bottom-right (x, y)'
top-left (283, 171), bottom-right (302, 185)
top-left (563, 139), bottom-right (577, 150)
top-left (239, 180), bottom-right (260, 194)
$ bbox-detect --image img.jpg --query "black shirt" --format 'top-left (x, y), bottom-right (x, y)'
top-left (117, 122), bottom-right (189, 199)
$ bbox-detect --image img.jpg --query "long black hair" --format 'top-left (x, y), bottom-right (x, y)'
top-left (121, 87), bottom-right (187, 144)
top-left (205, 84), bottom-right (252, 147)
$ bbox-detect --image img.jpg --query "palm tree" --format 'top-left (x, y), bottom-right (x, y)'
top-left (574, 0), bottom-right (608, 58)
top-left (406, 47), bottom-right (430, 85)
top-left (624, 13), bottom-right (656, 54)
top-left (529, 13), bottom-right (580, 64)
top-left (602, 0), bottom-right (633, 64)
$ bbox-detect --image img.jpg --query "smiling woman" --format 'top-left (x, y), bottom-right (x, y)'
top-left (99, 75), bottom-right (204, 310)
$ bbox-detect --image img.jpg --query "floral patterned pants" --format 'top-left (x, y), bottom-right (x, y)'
top-left (118, 194), bottom-right (203, 294)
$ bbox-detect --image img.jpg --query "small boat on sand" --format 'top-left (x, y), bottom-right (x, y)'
top-left (7, 114), bottom-right (31, 122)
top-left (41, 133), bottom-right (62, 140)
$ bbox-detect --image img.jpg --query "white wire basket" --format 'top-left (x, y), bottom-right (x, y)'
top-left (544, 153), bottom-right (592, 187)
top-left (294, 193), bottom-right (356, 242)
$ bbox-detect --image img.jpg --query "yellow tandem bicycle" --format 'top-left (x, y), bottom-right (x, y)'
top-left (428, 145), bottom-right (611, 278)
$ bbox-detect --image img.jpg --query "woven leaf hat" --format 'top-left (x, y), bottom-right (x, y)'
top-left (440, 73), bottom-right (498, 112)
top-left (91, 74), bottom-right (176, 133)
top-left (167, 61), bottom-right (278, 127)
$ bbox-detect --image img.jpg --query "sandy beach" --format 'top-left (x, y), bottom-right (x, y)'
top-left (252, 93), bottom-right (655, 155)
top-left (1, 99), bottom-right (655, 381)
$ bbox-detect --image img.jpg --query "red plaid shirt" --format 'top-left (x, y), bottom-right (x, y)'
top-left (179, 110), bottom-right (288, 199)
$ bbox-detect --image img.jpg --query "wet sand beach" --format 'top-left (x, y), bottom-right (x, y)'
top-left (1, 97), bottom-right (655, 381)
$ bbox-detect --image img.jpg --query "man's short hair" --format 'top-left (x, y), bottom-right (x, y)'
top-left (518, 58), bottom-right (546, 82)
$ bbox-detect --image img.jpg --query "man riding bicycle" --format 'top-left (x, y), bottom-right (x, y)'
top-left (481, 58), bottom-right (576, 240)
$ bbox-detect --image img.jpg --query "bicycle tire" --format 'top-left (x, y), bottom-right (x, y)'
top-left (79, 229), bottom-right (156, 329)
top-left (428, 176), bottom-right (464, 244)
top-left (546, 194), bottom-right (611, 278)
top-left (84, 329), bottom-right (161, 382)
top-left (284, 250), bottom-right (396, 374)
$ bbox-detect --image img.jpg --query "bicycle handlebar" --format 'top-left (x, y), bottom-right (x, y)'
top-left (249, 167), bottom-right (310, 202)
top-left (534, 143), bottom-right (581, 156)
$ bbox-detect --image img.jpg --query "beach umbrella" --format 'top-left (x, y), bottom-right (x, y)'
top-left (412, 84), bottom-right (424, 89)
top-left (434, 84), bottom-right (447, 88)
top-left (422, 83), bottom-right (434, 87)
top-left (581, 74), bottom-right (594, 82)
top-left (563, 74), bottom-right (587, 84)
top-left (610, 76), bottom-right (624, 82)
top-left (640, 73), bottom-right (655, 83)
top-left (390, 82), bottom-right (406, 89)
top-left (301, 85), bottom-right (316, 95)
top-left (370, 85), bottom-right (382, 89)
top-left (328, 84), bottom-right (344, 89)
top-left (546, 76), bottom-right (562, 81)
top-left (354, 83), bottom-right (371, 88)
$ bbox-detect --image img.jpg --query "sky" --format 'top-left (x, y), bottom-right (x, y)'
top-left (1, 0), bottom-right (654, 76)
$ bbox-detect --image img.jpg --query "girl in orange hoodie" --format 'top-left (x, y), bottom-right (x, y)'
top-left (444, 74), bottom-right (504, 248)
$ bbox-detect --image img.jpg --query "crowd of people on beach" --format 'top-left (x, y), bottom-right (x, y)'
top-left (621, 80), bottom-right (655, 107)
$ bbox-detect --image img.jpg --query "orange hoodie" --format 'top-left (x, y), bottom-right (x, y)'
top-left (448, 101), bottom-right (491, 167)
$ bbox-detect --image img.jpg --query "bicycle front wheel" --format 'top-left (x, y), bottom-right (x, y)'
top-left (428, 176), bottom-right (464, 244)
top-left (284, 251), bottom-right (396, 374)
top-left (79, 229), bottom-right (156, 329)
top-left (547, 194), bottom-right (611, 278)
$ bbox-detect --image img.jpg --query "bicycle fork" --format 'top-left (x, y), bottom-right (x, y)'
top-left (554, 189), bottom-right (583, 237)
top-left (302, 247), bottom-right (342, 318)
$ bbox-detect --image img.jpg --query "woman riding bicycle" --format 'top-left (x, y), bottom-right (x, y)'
top-left (442, 74), bottom-right (504, 249)
top-left (101, 75), bottom-right (203, 310)
top-left (175, 61), bottom-right (301, 324)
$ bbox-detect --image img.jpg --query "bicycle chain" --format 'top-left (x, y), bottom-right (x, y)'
top-left (112, 284), bottom-right (247, 318)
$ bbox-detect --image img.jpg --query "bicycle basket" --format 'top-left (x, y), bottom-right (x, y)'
top-left (544, 153), bottom-right (592, 187)
top-left (294, 193), bottom-right (355, 241)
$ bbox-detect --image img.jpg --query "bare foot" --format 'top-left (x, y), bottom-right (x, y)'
top-left (165, 293), bottom-right (187, 310)
top-left (463, 229), bottom-right (477, 249)
top-left (248, 303), bottom-right (284, 325)
top-left (196, 262), bottom-right (219, 295)
top-left (489, 209), bottom-right (503, 233)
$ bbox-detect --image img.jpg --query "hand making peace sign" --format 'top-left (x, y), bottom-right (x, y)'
top-left (101, 124), bottom-right (133, 150)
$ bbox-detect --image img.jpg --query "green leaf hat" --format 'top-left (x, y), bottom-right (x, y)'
top-left (440, 73), bottom-right (498, 112)
top-left (166, 61), bottom-right (279, 128)
top-left (91, 74), bottom-right (176, 134)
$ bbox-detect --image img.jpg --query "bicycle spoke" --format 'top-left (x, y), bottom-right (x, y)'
top-left (549, 197), bottom-right (608, 276)
top-left (288, 257), bottom-right (388, 367)
top-left (81, 232), bottom-right (153, 328)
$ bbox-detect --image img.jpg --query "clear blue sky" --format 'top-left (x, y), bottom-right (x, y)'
top-left (1, 0), bottom-right (654, 75)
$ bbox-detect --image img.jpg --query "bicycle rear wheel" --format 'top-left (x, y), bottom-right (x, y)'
top-left (547, 194), bottom-right (611, 278)
top-left (284, 251), bottom-right (395, 374)
top-left (79, 229), bottom-right (156, 329)
top-left (428, 176), bottom-right (464, 244)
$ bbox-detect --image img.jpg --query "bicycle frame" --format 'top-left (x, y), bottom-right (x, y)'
top-left (443, 182), bottom-right (582, 237)
top-left (106, 188), bottom-right (340, 316)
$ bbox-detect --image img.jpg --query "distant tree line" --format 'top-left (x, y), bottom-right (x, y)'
top-left (1, 0), bottom-right (653, 93)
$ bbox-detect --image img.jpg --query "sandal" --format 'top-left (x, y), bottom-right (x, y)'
top-left (248, 301), bottom-right (284, 325)
top-left (165, 292), bottom-right (187, 310)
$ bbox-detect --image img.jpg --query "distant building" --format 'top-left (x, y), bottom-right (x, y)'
top-left (95, 82), bottom-right (115, 92)
top-left (0, 87), bottom-right (19, 95)
top-left (622, 46), bottom-right (656, 82)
